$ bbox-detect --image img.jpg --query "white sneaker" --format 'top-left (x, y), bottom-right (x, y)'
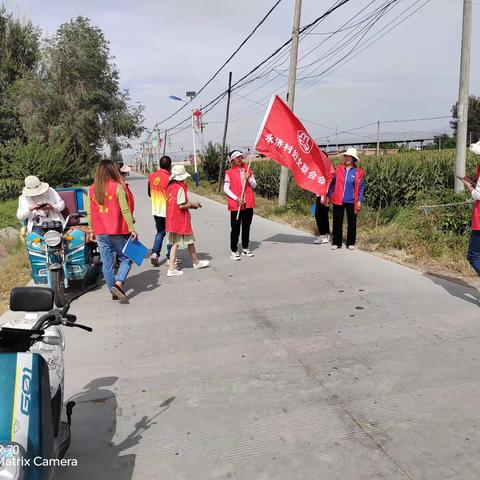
top-left (313, 236), bottom-right (322, 244)
top-left (167, 268), bottom-right (183, 277)
top-left (230, 252), bottom-right (241, 261)
top-left (321, 235), bottom-right (330, 244)
top-left (242, 248), bottom-right (254, 257)
top-left (347, 245), bottom-right (356, 250)
top-left (193, 260), bottom-right (210, 270)
top-left (331, 245), bottom-right (339, 250)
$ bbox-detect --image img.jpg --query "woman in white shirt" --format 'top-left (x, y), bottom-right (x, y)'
top-left (17, 176), bottom-right (65, 234)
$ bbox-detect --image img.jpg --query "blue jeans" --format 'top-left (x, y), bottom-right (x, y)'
top-left (152, 216), bottom-right (172, 258)
top-left (467, 230), bottom-right (480, 276)
top-left (96, 234), bottom-right (132, 290)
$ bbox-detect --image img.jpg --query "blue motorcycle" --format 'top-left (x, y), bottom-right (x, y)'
top-left (26, 188), bottom-right (102, 307)
top-left (0, 286), bottom-right (92, 480)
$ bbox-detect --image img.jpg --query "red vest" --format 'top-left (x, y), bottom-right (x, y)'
top-left (331, 164), bottom-right (365, 214)
top-left (149, 169), bottom-right (170, 194)
top-left (472, 165), bottom-right (480, 231)
top-left (225, 164), bottom-right (256, 211)
top-left (166, 181), bottom-right (193, 235)
top-left (89, 180), bottom-right (130, 235)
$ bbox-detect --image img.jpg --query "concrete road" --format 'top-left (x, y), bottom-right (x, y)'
top-left (3, 173), bottom-right (480, 479)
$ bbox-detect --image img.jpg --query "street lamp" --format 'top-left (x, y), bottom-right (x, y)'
top-left (169, 93), bottom-right (199, 187)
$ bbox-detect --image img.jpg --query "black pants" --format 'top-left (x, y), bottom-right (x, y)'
top-left (332, 203), bottom-right (356, 247)
top-left (315, 198), bottom-right (330, 236)
top-left (230, 208), bottom-right (254, 252)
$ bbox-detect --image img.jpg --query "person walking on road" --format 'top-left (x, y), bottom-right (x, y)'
top-left (148, 156), bottom-right (173, 267)
top-left (119, 163), bottom-right (135, 213)
top-left (87, 160), bottom-right (137, 303)
top-left (328, 148), bottom-right (365, 250)
top-left (462, 141), bottom-right (480, 277)
top-left (224, 150), bottom-right (257, 261)
top-left (166, 165), bottom-right (209, 277)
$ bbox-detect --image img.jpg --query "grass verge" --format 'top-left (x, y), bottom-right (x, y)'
top-left (191, 180), bottom-right (478, 286)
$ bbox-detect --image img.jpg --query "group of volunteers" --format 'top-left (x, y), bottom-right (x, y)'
top-left (15, 141), bottom-right (480, 304)
top-left (16, 148), bottom-right (369, 304)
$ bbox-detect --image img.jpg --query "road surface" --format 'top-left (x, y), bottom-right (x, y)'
top-left (2, 173), bottom-right (480, 479)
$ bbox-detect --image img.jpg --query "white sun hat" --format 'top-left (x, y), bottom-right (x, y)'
top-left (169, 164), bottom-right (191, 182)
top-left (120, 163), bottom-right (132, 173)
top-left (230, 150), bottom-right (244, 161)
top-left (341, 148), bottom-right (360, 162)
top-left (22, 175), bottom-right (50, 197)
top-left (471, 141), bottom-right (480, 156)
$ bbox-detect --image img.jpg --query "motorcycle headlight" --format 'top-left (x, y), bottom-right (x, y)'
top-left (0, 443), bottom-right (26, 480)
top-left (43, 230), bottom-right (62, 247)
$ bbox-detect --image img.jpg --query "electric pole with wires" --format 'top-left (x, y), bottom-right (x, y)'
top-left (278, 0), bottom-right (302, 207)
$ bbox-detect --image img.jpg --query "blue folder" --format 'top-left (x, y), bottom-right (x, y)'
top-left (122, 236), bottom-right (148, 266)
top-left (309, 204), bottom-right (316, 215)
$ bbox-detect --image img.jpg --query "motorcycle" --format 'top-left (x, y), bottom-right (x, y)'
top-left (0, 286), bottom-right (92, 480)
top-left (26, 212), bottom-right (102, 308)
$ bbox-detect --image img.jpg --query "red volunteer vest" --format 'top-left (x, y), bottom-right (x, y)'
top-left (89, 180), bottom-right (130, 235)
top-left (166, 181), bottom-right (193, 235)
top-left (472, 165), bottom-right (480, 231)
top-left (149, 169), bottom-right (170, 195)
top-left (225, 164), bottom-right (256, 211)
top-left (331, 164), bottom-right (365, 214)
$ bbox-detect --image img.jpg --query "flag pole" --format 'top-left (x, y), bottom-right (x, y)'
top-left (191, 110), bottom-right (199, 187)
top-left (235, 96), bottom-right (276, 220)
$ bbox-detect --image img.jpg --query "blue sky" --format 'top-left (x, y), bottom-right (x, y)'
top-left (5, 0), bottom-right (480, 159)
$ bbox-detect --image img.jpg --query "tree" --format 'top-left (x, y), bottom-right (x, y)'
top-left (451, 95), bottom-right (480, 144)
top-left (12, 16), bottom-right (144, 162)
top-left (0, 6), bottom-right (40, 144)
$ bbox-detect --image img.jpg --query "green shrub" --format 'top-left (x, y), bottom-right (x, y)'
top-left (0, 179), bottom-right (23, 202)
top-left (201, 141), bottom-right (224, 182)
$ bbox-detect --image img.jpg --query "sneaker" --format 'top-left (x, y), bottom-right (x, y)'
top-left (111, 284), bottom-right (129, 304)
top-left (242, 249), bottom-right (254, 257)
top-left (321, 235), bottom-right (330, 244)
top-left (331, 245), bottom-right (340, 250)
top-left (193, 260), bottom-right (210, 270)
top-left (347, 245), bottom-right (356, 250)
top-left (167, 268), bottom-right (184, 277)
top-left (313, 236), bottom-right (322, 244)
top-left (150, 253), bottom-right (160, 267)
top-left (230, 252), bottom-right (241, 261)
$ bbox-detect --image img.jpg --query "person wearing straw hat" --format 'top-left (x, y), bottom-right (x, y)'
top-left (224, 150), bottom-right (257, 261)
top-left (166, 164), bottom-right (209, 277)
top-left (328, 147), bottom-right (365, 250)
top-left (461, 140), bottom-right (480, 277)
top-left (17, 175), bottom-right (65, 234)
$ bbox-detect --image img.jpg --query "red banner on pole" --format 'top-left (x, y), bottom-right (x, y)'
top-left (255, 95), bottom-right (334, 196)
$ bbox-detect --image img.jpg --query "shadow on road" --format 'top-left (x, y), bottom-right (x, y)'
top-left (424, 272), bottom-right (479, 306)
top-left (59, 377), bottom-right (175, 479)
top-left (263, 233), bottom-right (313, 245)
top-left (126, 269), bottom-right (161, 300)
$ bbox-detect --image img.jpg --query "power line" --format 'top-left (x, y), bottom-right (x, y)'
top-left (156, 0), bottom-right (284, 127)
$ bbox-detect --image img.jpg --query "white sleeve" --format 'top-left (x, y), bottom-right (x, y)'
top-left (16, 195), bottom-right (31, 221)
top-left (49, 188), bottom-right (65, 212)
top-left (472, 178), bottom-right (480, 201)
top-left (224, 173), bottom-right (238, 201)
top-left (248, 175), bottom-right (257, 189)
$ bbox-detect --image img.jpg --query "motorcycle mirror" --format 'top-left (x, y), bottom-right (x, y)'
top-left (42, 336), bottom-right (62, 346)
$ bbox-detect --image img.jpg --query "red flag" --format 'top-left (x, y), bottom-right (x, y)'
top-left (255, 95), bottom-right (334, 196)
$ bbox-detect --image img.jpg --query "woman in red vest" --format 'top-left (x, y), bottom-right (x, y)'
top-left (166, 165), bottom-right (209, 277)
top-left (328, 148), bottom-right (365, 250)
top-left (462, 141), bottom-right (480, 276)
top-left (224, 150), bottom-right (257, 261)
top-left (87, 160), bottom-right (137, 303)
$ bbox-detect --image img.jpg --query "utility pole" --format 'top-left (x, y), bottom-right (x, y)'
top-left (156, 128), bottom-right (161, 169)
top-left (376, 121), bottom-right (380, 156)
top-left (217, 72), bottom-right (233, 192)
top-left (162, 129), bottom-right (168, 157)
top-left (455, 0), bottom-right (472, 192)
top-left (278, 0), bottom-right (302, 206)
